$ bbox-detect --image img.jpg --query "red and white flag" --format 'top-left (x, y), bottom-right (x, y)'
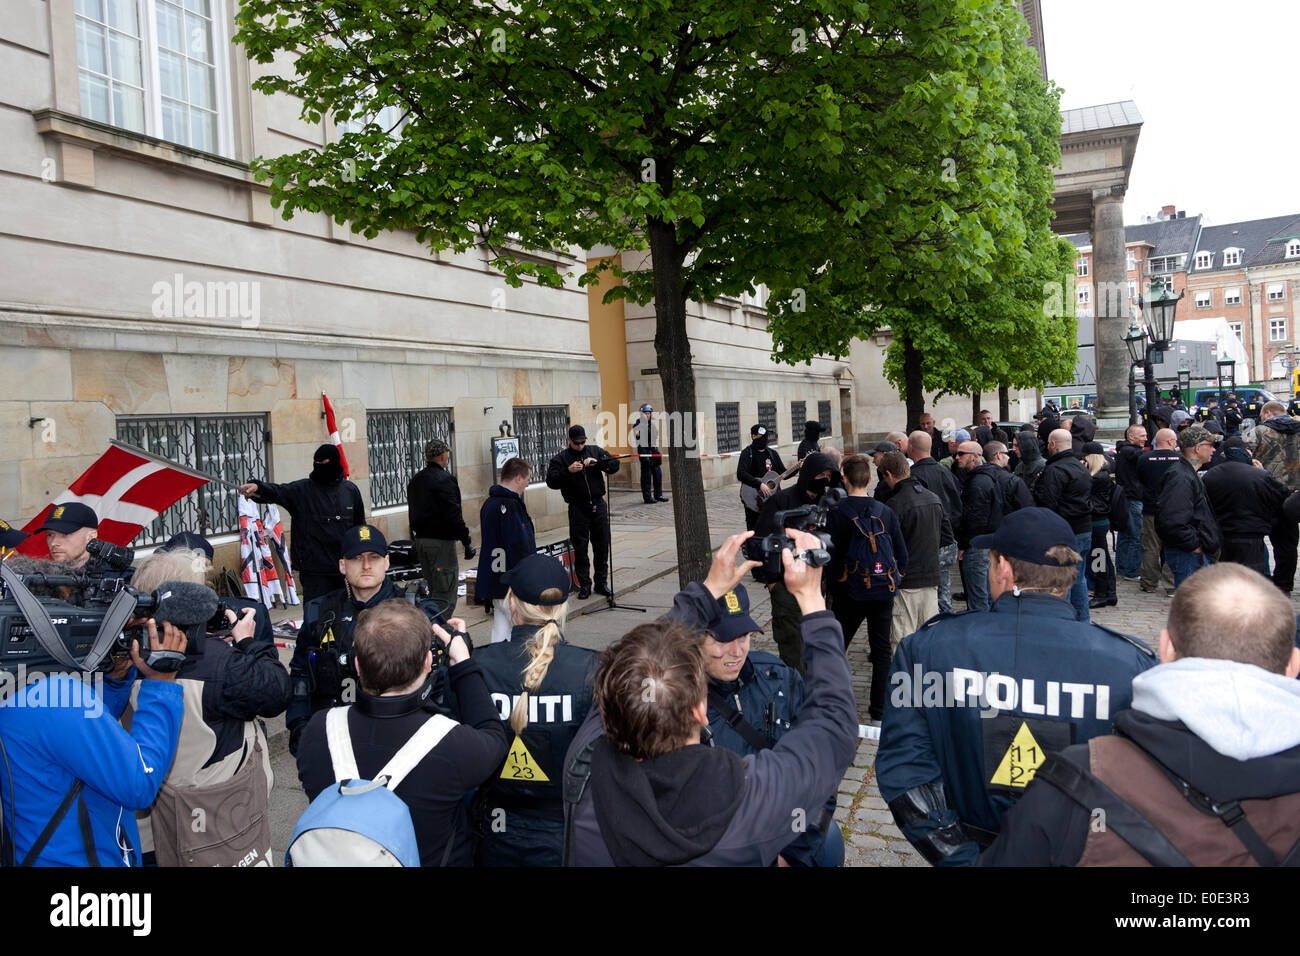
top-left (17, 441), bottom-right (211, 557)
top-left (322, 392), bottom-right (350, 478)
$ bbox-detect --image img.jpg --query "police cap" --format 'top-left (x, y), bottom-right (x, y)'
top-left (971, 507), bottom-right (1076, 566)
top-left (35, 502), bottom-right (98, 535)
top-left (341, 524), bottom-right (388, 559)
top-left (501, 553), bottom-right (570, 606)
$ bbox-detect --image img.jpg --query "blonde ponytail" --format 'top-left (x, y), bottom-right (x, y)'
top-left (507, 590), bottom-right (569, 734)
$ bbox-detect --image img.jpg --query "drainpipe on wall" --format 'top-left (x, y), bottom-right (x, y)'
top-left (1246, 265), bottom-right (1257, 382)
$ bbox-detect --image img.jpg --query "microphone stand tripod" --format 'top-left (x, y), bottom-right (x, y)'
top-left (581, 487), bottom-right (648, 618)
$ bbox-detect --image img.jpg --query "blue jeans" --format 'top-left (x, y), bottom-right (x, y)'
top-left (1166, 548), bottom-right (1210, 588)
top-left (961, 548), bottom-right (991, 612)
top-left (937, 542), bottom-right (958, 614)
top-left (1070, 531), bottom-right (1091, 623)
top-left (1115, 500), bottom-right (1143, 578)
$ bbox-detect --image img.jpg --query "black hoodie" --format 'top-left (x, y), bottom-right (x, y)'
top-left (565, 582), bottom-right (856, 866)
top-left (797, 421), bottom-right (824, 460)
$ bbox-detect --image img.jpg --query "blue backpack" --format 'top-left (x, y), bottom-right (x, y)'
top-left (286, 706), bottom-right (457, 867)
top-left (843, 512), bottom-right (900, 600)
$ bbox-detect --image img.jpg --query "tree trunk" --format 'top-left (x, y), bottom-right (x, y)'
top-left (902, 335), bottom-right (925, 432)
top-left (647, 219), bottom-right (712, 588)
top-left (970, 392), bottom-right (980, 429)
top-left (998, 383), bottom-right (1010, 421)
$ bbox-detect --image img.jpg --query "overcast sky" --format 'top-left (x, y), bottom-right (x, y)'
top-left (1041, 0), bottom-right (1300, 227)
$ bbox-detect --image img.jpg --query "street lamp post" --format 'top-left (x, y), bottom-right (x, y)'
top-left (1177, 364), bottom-right (1191, 405)
top-left (1124, 321), bottom-right (1147, 427)
top-left (1134, 280), bottom-right (1184, 423)
top-left (1217, 356), bottom-right (1236, 401)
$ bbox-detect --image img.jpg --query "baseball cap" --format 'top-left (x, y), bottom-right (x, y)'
top-left (568, 425), bottom-right (586, 442)
top-left (341, 524), bottom-right (388, 559)
top-left (871, 440), bottom-right (900, 455)
top-left (970, 507), bottom-right (1077, 566)
top-left (751, 424), bottom-right (767, 437)
top-left (1080, 441), bottom-right (1104, 456)
top-left (640, 404), bottom-right (653, 413)
top-left (161, 532), bottom-right (214, 561)
top-left (1177, 425), bottom-right (1213, 451)
top-left (708, 584), bottom-right (761, 643)
top-left (944, 428), bottom-right (971, 443)
top-left (0, 519), bottom-right (28, 550)
top-left (35, 502), bottom-right (98, 535)
top-left (501, 553), bottom-right (570, 606)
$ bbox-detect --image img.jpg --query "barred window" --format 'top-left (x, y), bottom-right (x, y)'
top-left (790, 400), bottom-right (806, 434)
top-left (716, 402), bottom-right (740, 454)
top-left (758, 402), bottom-right (777, 443)
top-left (514, 405), bottom-right (569, 485)
top-left (818, 400), bottom-right (832, 433)
top-left (367, 408), bottom-right (453, 509)
top-left (116, 413), bottom-right (268, 545)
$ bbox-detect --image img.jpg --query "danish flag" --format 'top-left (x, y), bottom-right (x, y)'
top-left (17, 441), bottom-right (210, 557)
top-left (322, 392), bottom-right (350, 477)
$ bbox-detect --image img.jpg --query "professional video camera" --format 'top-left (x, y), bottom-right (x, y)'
top-left (0, 557), bottom-right (230, 676)
top-left (742, 488), bottom-right (846, 577)
top-left (84, 537), bottom-right (135, 574)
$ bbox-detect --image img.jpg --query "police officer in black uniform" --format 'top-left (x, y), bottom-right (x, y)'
top-left (287, 524), bottom-right (449, 755)
top-left (737, 424), bottom-right (787, 532)
top-left (632, 403), bottom-right (668, 504)
top-left (545, 425), bottom-right (620, 601)
top-left (472, 554), bottom-right (596, 866)
top-left (875, 508), bottom-right (1156, 866)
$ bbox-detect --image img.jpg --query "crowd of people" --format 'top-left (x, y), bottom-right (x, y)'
top-left (4, 398), bottom-right (1300, 868)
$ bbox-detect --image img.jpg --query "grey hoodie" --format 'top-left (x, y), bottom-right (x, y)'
top-left (1130, 657), bottom-right (1300, 761)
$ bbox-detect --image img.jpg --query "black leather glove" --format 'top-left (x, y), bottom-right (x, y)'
top-left (464, 544), bottom-right (477, 560)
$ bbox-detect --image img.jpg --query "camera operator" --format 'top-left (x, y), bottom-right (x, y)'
top-left (753, 451), bottom-right (844, 674)
top-left (562, 529), bottom-right (856, 866)
top-left (34, 502), bottom-right (99, 569)
top-left (159, 531), bottom-right (275, 645)
top-left (296, 601), bottom-right (508, 866)
top-left (288, 524), bottom-right (445, 756)
top-left (0, 618), bottom-right (186, 866)
top-left (126, 549), bottom-right (289, 866)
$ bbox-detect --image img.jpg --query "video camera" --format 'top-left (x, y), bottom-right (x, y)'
top-left (0, 557), bottom-right (232, 676)
top-left (742, 488), bottom-right (846, 577)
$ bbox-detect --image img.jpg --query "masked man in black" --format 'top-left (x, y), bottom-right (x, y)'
top-left (241, 444), bottom-right (365, 603)
top-left (545, 425), bottom-right (620, 601)
top-left (737, 424), bottom-right (787, 533)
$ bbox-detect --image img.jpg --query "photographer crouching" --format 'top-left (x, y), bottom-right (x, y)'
top-left (125, 548), bottom-right (289, 866)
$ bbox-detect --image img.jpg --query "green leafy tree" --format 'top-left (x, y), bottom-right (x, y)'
top-left (236, 0), bottom-right (1055, 584)
top-left (766, 3), bottom-right (1073, 430)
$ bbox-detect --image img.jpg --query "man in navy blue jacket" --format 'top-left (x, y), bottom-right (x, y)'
top-left (0, 623), bottom-right (186, 866)
top-left (475, 457), bottom-right (537, 644)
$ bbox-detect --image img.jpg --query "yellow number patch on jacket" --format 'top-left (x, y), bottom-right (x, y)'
top-left (500, 735), bottom-right (549, 783)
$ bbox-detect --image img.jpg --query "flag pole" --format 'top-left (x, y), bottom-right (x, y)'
top-left (108, 440), bottom-right (246, 493)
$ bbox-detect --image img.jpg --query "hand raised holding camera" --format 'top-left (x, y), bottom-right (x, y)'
top-left (782, 528), bottom-right (827, 615)
top-left (703, 531), bottom-right (762, 599)
top-left (130, 619), bottom-right (189, 681)
top-left (431, 617), bottom-right (471, 665)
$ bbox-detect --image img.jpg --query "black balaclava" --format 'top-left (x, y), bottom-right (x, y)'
top-left (798, 451), bottom-right (840, 500)
top-left (310, 443), bottom-right (344, 484)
